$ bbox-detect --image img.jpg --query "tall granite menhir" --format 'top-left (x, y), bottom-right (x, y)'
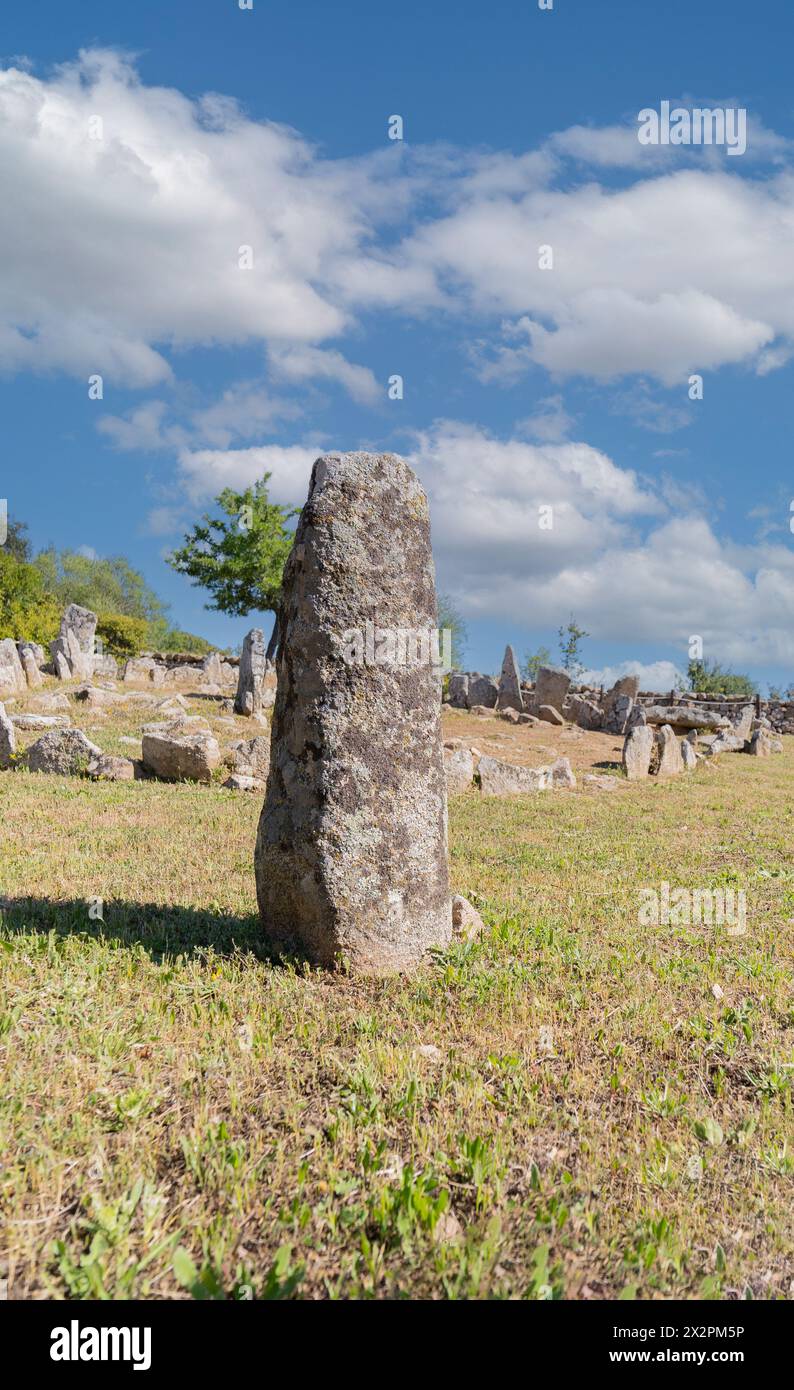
top-left (255, 451), bottom-right (452, 973)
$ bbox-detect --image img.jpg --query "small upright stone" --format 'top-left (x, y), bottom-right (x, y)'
top-left (622, 724), bottom-right (654, 780)
top-left (0, 639), bottom-right (26, 698)
top-left (533, 665), bottom-right (570, 716)
top-left (255, 452), bottom-right (451, 973)
top-left (51, 604), bottom-right (97, 680)
top-left (496, 645), bottom-right (524, 712)
top-left (234, 628), bottom-right (267, 716)
top-left (655, 724), bottom-right (684, 776)
top-left (0, 701), bottom-right (16, 769)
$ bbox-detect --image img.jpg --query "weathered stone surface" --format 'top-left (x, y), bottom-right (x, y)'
top-left (583, 773), bottom-right (620, 791)
top-left (229, 735), bottom-right (271, 780)
top-left (537, 703), bottom-right (564, 726)
top-left (443, 742), bottom-right (475, 792)
top-left (451, 894), bottom-right (484, 941)
top-left (200, 651), bottom-right (223, 685)
top-left (478, 753), bottom-right (575, 795)
top-left (746, 729), bottom-right (772, 757)
top-left (622, 724), bottom-right (655, 780)
top-left (467, 673), bottom-right (499, 709)
top-left (10, 713), bottom-right (71, 730)
top-left (729, 704), bottom-right (755, 741)
top-left (681, 739), bottom-right (698, 769)
top-left (604, 692), bottom-right (635, 736)
top-left (54, 651), bottom-right (71, 681)
top-left (0, 638), bottom-right (26, 697)
top-left (141, 717), bottom-right (220, 783)
top-left (17, 641), bottom-right (45, 667)
top-left (0, 701), bottom-right (16, 769)
top-left (469, 704), bottom-right (495, 717)
top-left (569, 695), bottom-right (603, 731)
top-left (626, 703), bottom-right (647, 732)
top-left (235, 629), bottom-right (267, 715)
top-left (496, 645), bottom-right (524, 712)
top-left (87, 753), bottom-right (136, 781)
top-left (92, 653), bottom-right (118, 678)
top-left (19, 647), bottom-right (43, 689)
top-left (123, 657), bottom-right (157, 683)
top-left (255, 451), bottom-right (451, 973)
top-left (603, 676), bottom-right (640, 730)
top-left (447, 672), bottom-right (469, 709)
top-left (655, 724), bottom-right (684, 776)
top-left (498, 707), bottom-right (520, 724)
top-left (51, 604), bottom-right (97, 680)
top-left (533, 665), bottom-right (571, 715)
top-left (223, 772), bottom-right (266, 792)
top-left (25, 728), bottom-right (102, 775)
top-left (644, 705), bottom-right (730, 731)
top-left (31, 692), bottom-right (70, 713)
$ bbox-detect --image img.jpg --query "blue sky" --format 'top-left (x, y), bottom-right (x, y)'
top-left (2, 0), bottom-right (794, 690)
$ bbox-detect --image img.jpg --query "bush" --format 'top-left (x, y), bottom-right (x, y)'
top-left (154, 628), bottom-right (216, 655)
top-left (96, 612), bottom-right (149, 658)
top-left (0, 551), bottom-right (60, 644)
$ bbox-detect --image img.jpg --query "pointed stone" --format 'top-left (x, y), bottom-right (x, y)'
top-left (255, 452), bottom-right (451, 974)
top-left (496, 645), bottom-right (524, 712)
top-left (235, 628), bottom-right (267, 715)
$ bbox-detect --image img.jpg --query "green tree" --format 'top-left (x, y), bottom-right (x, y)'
top-left (167, 475), bottom-right (298, 658)
top-left (687, 658), bottom-right (756, 698)
top-left (3, 516), bottom-right (32, 563)
top-left (34, 548), bottom-right (168, 626)
top-left (558, 615), bottom-right (590, 680)
top-left (436, 592), bottom-right (468, 669)
top-left (0, 550), bottom-right (60, 643)
top-left (522, 645), bottom-right (552, 682)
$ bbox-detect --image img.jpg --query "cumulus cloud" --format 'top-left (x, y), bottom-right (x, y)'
top-left (3, 50), bottom-right (794, 394)
top-left (176, 443), bottom-right (317, 505)
top-left (581, 660), bottom-right (688, 691)
top-left (404, 422), bottom-right (794, 667)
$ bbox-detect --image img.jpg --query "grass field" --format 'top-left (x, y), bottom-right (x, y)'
top-left (1, 688), bottom-right (793, 1300)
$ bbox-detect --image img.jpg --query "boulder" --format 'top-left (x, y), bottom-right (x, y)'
top-left (746, 729), bottom-right (772, 757)
top-left (537, 703), bottom-right (564, 726)
top-left (200, 651), bottom-right (223, 685)
top-left (235, 629), bottom-right (268, 716)
top-left (0, 638), bottom-right (26, 698)
top-left (469, 704), bottom-right (495, 717)
top-left (447, 672), bottom-right (469, 709)
top-left (451, 894), bottom-right (484, 942)
top-left (496, 645), bottom-right (524, 712)
top-left (478, 753), bottom-right (575, 795)
top-left (0, 701), bottom-right (16, 769)
top-left (25, 728), bottom-right (102, 775)
top-left (568, 695), bottom-right (603, 731)
top-left (443, 742), bottom-right (475, 792)
top-left (223, 773), bottom-right (266, 792)
top-left (122, 657), bottom-right (157, 683)
top-left (603, 692), bottom-right (635, 736)
top-left (255, 451), bottom-right (452, 973)
top-left (467, 673), bottom-right (499, 709)
top-left (729, 704), bottom-right (755, 741)
top-left (533, 665), bottom-right (571, 715)
top-left (9, 713), bottom-right (71, 730)
top-left (644, 705), bottom-right (730, 731)
top-left (622, 724), bottom-right (655, 780)
top-left (141, 718), bottom-right (221, 783)
top-left (229, 734), bottom-right (271, 780)
top-left (51, 604), bottom-right (97, 680)
top-left (87, 753), bottom-right (136, 781)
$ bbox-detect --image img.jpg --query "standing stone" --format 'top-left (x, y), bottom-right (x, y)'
top-left (235, 629), bottom-right (267, 716)
top-left (447, 672), bottom-right (469, 709)
top-left (568, 694), bottom-right (603, 731)
top-left (467, 673), bottom-right (498, 709)
top-left (622, 724), bottom-right (655, 780)
top-left (0, 701), bottom-right (16, 768)
top-left (200, 651), bottom-right (223, 685)
top-left (729, 704), bottom-right (755, 741)
top-left (681, 739), bottom-right (698, 769)
top-left (603, 675), bottom-right (640, 726)
top-left (654, 724), bottom-right (684, 776)
top-left (604, 692), bottom-right (635, 736)
top-left (51, 604), bottom-right (97, 680)
top-left (255, 451), bottom-right (451, 973)
top-left (533, 665), bottom-right (571, 717)
top-left (0, 639), bottom-right (26, 697)
top-left (496, 645), bottom-right (524, 712)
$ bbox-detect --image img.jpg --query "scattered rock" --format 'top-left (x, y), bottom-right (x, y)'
top-left (9, 713), bottom-right (71, 730)
top-left (87, 753), bottom-right (136, 781)
top-left (478, 753), bottom-right (575, 795)
top-left (141, 718), bottom-right (221, 783)
top-left (223, 773), bottom-right (266, 792)
top-left (443, 743), bottom-right (475, 792)
top-left (537, 704), bottom-right (564, 726)
top-left (533, 665), bottom-right (571, 716)
top-left (451, 893), bottom-right (485, 941)
top-left (583, 773), bottom-right (620, 791)
top-left (25, 728), bottom-right (102, 775)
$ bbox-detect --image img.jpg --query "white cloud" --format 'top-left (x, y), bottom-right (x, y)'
top-left (405, 422), bottom-right (794, 667)
top-left (176, 443), bottom-right (317, 505)
top-left (267, 345), bottom-right (380, 405)
top-left (580, 660), bottom-right (687, 692)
